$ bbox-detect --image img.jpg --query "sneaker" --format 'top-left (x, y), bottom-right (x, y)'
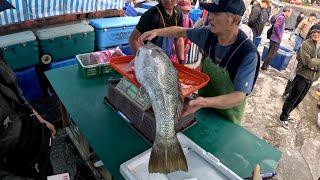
top-left (278, 118), bottom-right (289, 129)
top-left (261, 66), bottom-right (268, 71)
top-left (282, 94), bottom-right (289, 100)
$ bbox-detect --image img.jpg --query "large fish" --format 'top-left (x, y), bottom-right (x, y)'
top-left (134, 43), bottom-right (188, 174)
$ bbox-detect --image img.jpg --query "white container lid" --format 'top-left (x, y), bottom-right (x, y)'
top-left (36, 23), bottom-right (94, 40)
top-left (120, 133), bottom-right (242, 180)
top-left (0, 31), bottom-right (36, 47)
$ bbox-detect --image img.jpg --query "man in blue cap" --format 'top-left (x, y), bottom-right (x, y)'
top-left (138, 0), bottom-right (260, 125)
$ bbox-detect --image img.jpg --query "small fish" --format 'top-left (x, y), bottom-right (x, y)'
top-left (134, 43), bottom-right (188, 174)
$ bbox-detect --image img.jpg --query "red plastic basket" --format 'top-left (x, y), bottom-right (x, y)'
top-left (109, 55), bottom-right (210, 98)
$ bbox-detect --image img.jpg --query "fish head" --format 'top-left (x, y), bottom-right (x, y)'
top-left (134, 42), bottom-right (168, 63)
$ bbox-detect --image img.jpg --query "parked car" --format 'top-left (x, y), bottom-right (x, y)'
top-left (290, 0), bottom-right (302, 5)
top-left (271, 0), bottom-right (284, 7)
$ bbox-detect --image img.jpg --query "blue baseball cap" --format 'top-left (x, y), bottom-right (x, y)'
top-left (200, 0), bottom-right (246, 16)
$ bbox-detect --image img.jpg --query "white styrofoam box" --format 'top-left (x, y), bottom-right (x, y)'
top-left (89, 17), bottom-right (140, 50)
top-left (47, 173), bottom-right (70, 180)
top-left (120, 133), bottom-right (242, 180)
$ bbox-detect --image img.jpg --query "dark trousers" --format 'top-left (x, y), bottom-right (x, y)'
top-left (282, 80), bottom-right (293, 98)
top-left (280, 75), bottom-right (312, 121)
top-left (262, 40), bottom-right (280, 69)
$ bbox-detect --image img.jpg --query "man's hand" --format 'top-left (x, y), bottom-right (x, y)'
top-left (138, 30), bottom-right (158, 45)
top-left (185, 44), bottom-right (191, 52)
top-left (182, 97), bottom-right (205, 117)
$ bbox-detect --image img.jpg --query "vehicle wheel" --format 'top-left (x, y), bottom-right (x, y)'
top-left (41, 54), bottom-right (52, 64)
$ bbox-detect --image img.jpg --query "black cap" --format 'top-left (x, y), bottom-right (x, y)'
top-left (200, 0), bottom-right (245, 16)
top-left (311, 24), bottom-right (320, 33)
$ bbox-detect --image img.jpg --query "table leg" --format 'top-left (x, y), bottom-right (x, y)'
top-left (60, 102), bottom-right (70, 127)
top-left (60, 101), bottom-right (112, 180)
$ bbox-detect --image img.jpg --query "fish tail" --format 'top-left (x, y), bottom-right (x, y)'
top-left (148, 136), bottom-right (188, 174)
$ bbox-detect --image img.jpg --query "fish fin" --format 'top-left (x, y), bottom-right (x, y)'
top-left (148, 136), bottom-right (188, 174)
top-left (176, 82), bottom-right (184, 120)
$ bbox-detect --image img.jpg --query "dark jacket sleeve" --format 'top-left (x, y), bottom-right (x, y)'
top-left (248, 6), bottom-right (261, 26)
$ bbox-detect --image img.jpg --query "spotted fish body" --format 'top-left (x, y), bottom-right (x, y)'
top-left (134, 43), bottom-right (188, 174)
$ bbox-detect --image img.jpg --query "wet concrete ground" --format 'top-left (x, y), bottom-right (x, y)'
top-left (242, 27), bottom-right (320, 180)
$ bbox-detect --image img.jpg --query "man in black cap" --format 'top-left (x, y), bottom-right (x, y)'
top-left (280, 26), bottom-right (320, 129)
top-left (138, 0), bottom-right (260, 125)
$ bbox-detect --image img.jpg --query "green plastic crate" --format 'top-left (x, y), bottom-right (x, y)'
top-left (76, 53), bottom-right (112, 78)
top-left (0, 31), bottom-right (39, 70)
top-left (37, 23), bottom-right (95, 64)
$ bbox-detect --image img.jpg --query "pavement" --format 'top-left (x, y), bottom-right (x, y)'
top-left (242, 26), bottom-right (320, 180)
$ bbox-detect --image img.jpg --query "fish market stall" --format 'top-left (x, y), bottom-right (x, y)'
top-left (46, 62), bottom-right (281, 180)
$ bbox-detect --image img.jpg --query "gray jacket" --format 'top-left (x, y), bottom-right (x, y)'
top-left (296, 39), bottom-right (320, 82)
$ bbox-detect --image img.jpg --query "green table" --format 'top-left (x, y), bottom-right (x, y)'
top-left (46, 65), bottom-right (281, 179)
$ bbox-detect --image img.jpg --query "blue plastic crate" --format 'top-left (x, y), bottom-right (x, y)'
top-left (120, 45), bottom-right (133, 55)
top-left (124, 3), bottom-right (138, 17)
top-left (189, 9), bottom-right (203, 23)
top-left (15, 66), bottom-right (42, 100)
top-left (255, 36), bottom-right (262, 47)
top-left (141, 1), bottom-right (158, 9)
top-left (262, 42), bottom-right (295, 71)
top-left (48, 57), bottom-right (77, 70)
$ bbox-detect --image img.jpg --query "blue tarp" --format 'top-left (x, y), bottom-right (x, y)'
top-left (0, 0), bottom-right (124, 26)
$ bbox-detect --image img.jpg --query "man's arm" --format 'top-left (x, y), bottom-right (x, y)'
top-left (197, 91), bottom-right (246, 109)
top-left (182, 92), bottom-right (246, 117)
top-left (129, 28), bottom-right (142, 55)
top-left (138, 26), bottom-right (187, 44)
top-left (295, 19), bottom-right (305, 35)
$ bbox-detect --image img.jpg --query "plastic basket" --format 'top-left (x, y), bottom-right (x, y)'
top-left (76, 53), bottom-right (112, 78)
top-left (107, 82), bottom-right (196, 143)
top-left (109, 55), bottom-right (210, 98)
top-left (189, 9), bottom-right (203, 23)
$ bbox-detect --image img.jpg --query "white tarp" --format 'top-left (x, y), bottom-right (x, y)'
top-left (0, 0), bottom-right (125, 26)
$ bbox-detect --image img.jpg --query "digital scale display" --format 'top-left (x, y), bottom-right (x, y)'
top-left (116, 78), bottom-right (151, 111)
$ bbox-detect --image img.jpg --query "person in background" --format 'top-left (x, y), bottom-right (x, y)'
top-left (261, 6), bottom-right (291, 71)
top-left (289, 11), bottom-right (304, 41)
top-left (306, 20), bottom-right (320, 39)
top-left (138, 0), bottom-right (260, 125)
top-left (171, 0), bottom-right (193, 63)
top-left (280, 26), bottom-right (320, 129)
top-left (129, 0), bottom-right (185, 64)
top-left (284, 20), bottom-right (320, 100)
top-left (293, 13), bottom-right (317, 52)
top-left (248, 0), bottom-right (270, 44)
top-left (0, 52), bottom-right (56, 179)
